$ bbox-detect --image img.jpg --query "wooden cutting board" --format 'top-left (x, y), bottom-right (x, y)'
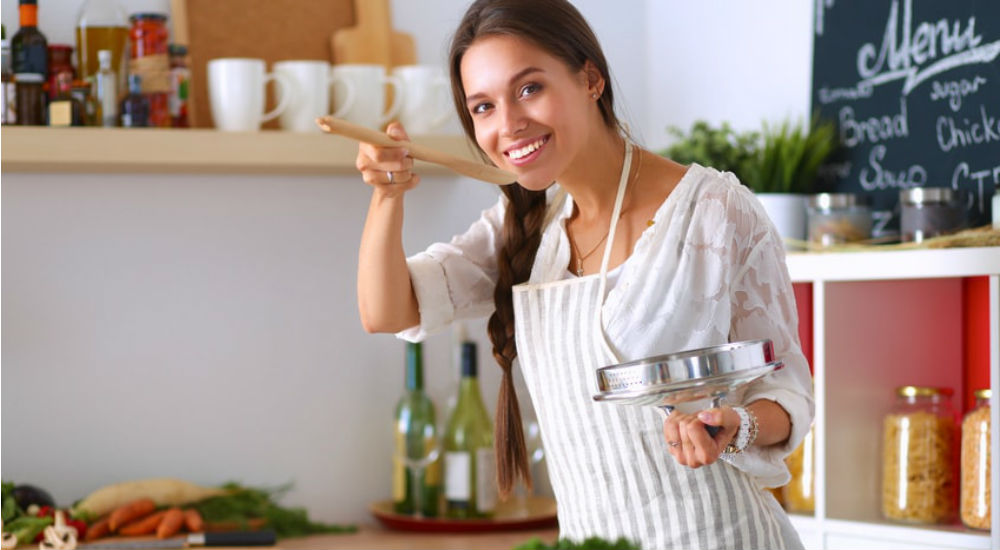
top-left (330, 0), bottom-right (416, 68)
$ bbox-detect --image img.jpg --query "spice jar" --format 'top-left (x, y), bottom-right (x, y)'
top-left (960, 389), bottom-right (991, 530)
top-left (127, 12), bottom-right (170, 127)
top-left (900, 187), bottom-right (965, 243)
top-left (882, 386), bottom-right (957, 524)
top-left (783, 424), bottom-right (815, 514)
top-left (807, 193), bottom-right (872, 248)
top-left (46, 44), bottom-right (74, 100)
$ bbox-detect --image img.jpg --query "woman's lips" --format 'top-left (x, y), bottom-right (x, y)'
top-left (504, 135), bottom-right (550, 166)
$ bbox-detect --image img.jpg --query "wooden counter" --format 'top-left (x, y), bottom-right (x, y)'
top-left (278, 524), bottom-right (560, 550)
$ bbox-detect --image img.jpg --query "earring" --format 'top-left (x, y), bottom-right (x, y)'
top-left (592, 93), bottom-right (599, 99)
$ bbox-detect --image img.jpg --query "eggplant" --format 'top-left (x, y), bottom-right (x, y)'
top-left (12, 484), bottom-right (55, 510)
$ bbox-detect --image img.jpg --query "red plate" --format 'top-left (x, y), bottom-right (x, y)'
top-left (370, 496), bottom-right (558, 533)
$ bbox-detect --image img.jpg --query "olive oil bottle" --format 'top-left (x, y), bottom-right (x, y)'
top-left (443, 341), bottom-right (497, 518)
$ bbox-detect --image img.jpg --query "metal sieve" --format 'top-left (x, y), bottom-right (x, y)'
top-left (592, 340), bottom-right (784, 432)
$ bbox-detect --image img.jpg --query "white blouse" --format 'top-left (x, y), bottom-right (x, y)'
top-left (399, 164), bottom-right (815, 486)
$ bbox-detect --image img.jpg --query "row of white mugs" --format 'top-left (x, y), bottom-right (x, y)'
top-left (207, 58), bottom-right (457, 133)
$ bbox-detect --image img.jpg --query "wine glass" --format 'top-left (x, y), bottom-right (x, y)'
top-left (400, 419), bottom-right (441, 519)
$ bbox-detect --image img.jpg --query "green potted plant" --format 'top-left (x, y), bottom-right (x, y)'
top-left (740, 114), bottom-right (839, 248)
top-left (659, 120), bottom-right (759, 182)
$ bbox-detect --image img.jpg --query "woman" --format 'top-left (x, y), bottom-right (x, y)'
top-left (354, 0), bottom-right (813, 548)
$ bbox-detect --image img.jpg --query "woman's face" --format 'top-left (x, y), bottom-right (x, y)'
top-left (460, 34), bottom-right (599, 190)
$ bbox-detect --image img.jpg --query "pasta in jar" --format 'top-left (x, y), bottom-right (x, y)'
top-left (881, 386), bottom-right (957, 524)
top-left (960, 389), bottom-right (991, 530)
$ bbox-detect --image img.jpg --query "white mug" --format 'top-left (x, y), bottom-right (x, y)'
top-left (273, 60), bottom-right (355, 133)
top-left (393, 64), bottom-right (454, 135)
top-left (208, 57), bottom-right (291, 132)
top-left (330, 64), bottom-right (401, 130)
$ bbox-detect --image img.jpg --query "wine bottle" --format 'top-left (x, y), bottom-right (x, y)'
top-left (443, 341), bottom-right (497, 518)
top-left (392, 342), bottom-right (442, 517)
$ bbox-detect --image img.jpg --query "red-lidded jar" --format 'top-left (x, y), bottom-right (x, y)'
top-left (127, 12), bottom-right (169, 127)
top-left (47, 44), bottom-right (75, 100)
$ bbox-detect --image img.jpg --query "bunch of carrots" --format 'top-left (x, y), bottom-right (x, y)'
top-left (84, 498), bottom-right (203, 541)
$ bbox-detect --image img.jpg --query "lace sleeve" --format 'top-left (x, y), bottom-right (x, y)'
top-left (396, 196), bottom-right (506, 342)
top-left (719, 184), bottom-right (815, 487)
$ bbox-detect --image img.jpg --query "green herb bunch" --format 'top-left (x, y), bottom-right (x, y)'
top-left (742, 114), bottom-right (839, 194)
top-left (2, 481), bottom-right (53, 544)
top-left (513, 536), bottom-right (640, 549)
top-left (190, 483), bottom-right (356, 538)
top-left (659, 120), bottom-right (759, 183)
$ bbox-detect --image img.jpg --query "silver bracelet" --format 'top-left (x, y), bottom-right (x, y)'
top-left (723, 406), bottom-right (759, 455)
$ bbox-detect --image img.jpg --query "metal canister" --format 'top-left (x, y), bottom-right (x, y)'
top-left (806, 193), bottom-right (872, 248)
top-left (899, 187), bottom-right (964, 243)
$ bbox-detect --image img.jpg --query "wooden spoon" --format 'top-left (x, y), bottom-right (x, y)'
top-left (315, 116), bottom-right (517, 185)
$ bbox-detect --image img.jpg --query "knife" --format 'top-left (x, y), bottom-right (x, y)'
top-left (315, 116), bottom-right (519, 185)
top-left (79, 530), bottom-right (276, 549)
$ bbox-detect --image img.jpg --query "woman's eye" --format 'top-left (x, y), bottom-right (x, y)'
top-left (471, 102), bottom-right (493, 115)
top-left (519, 83), bottom-right (541, 98)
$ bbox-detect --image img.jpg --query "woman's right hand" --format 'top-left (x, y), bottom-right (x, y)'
top-left (355, 122), bottom-right (420, 195)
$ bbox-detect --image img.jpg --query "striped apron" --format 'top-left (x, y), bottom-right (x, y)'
top-left (512, 143), bottom-right (801, 550)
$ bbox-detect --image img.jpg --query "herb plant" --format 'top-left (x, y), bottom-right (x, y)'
top-left (513, 535), bottom-right (640, 549)
top-left (659, 120), bottom-right (759, 183)
top-left (741, 114), bottom-right (839, 194)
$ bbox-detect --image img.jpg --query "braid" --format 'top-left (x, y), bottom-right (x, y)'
top-left (488, 184), bottom-right (546, 498)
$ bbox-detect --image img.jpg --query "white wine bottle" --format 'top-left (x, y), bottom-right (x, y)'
top-left (393, 341), bottom-right (442, 517)
top-left (443, 341), bottom-right (497, 518)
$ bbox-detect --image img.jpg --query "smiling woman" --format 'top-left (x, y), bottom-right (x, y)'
top-left (349, 1), bottom-right (813, 549)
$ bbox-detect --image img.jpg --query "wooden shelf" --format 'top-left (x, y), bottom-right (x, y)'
top-left (0, 126), bottom-right (480, 176)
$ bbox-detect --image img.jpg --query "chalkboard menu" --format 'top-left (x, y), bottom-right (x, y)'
top-left (811, 0), bottom-right (1000, 236)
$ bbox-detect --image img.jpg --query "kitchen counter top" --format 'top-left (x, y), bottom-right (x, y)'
top-left (278, 524), bottom-right (560, 549)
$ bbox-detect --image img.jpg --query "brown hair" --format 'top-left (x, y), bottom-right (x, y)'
top-left (448, 0), bottom-right (621, 498)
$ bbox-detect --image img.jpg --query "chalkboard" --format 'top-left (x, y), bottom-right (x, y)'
top-left (811, 0), bottom-right (1000, 236)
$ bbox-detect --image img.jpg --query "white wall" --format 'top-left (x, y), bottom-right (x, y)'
top-left (1, 0), bottom-right (812, 524)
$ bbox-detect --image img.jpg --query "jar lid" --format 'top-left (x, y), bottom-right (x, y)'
top-left (900, 187), bottom-right (955, 205)
top-left (808, 193), bottom-right (867, 209)
top-left (974, 388), bottom-right (992, 399)
top-left (897, 385), bottom-right (953, 397)
top-left (14, 73), bottom-right (44, 82)
top-left (47, 44), bottom-right (73, 52)
top-left (129, 12), bottom-right (168, 22)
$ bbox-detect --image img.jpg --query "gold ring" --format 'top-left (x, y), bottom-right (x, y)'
top-left (387, 171), bottom-right (395, 184)
top-left (667, 440), bottom-right (681, 448)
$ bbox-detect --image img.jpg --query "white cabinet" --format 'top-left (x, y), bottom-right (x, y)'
top-left (785, 247), bottom-right (1000, 550)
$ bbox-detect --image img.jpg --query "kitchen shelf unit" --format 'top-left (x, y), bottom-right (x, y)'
top-left (0, 126), bottom-right (478, 175)
top-left (785, 246), bottom-right (1000, 550)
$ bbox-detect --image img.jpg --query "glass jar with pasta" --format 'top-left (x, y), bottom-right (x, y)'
top-left (960, 388), bottom-right (991, 530)
top-left (784, 423), bottom-right (815, 514)
top-left (881, 386), bottom-right (957, 524)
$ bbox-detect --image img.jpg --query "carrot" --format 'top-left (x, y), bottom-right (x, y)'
top-left (117, 510), bottom-right (168, 536)
top-left (183, 509), bottom-right (204, 533)
top-left (109, 498), bottom-right (157, 532)
top-left (84, 516), bottom-right (111, 541)
top-left (156, 508), bottom-right (185, 539)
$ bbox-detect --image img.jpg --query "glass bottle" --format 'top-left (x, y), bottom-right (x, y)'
top-left (783, 424), bottom-right (815, 514)
top-left (119, 73), bottom-right (149, 127)
top-left (14, 72), bottom-right (45, 125)
top-left (881, 386), bottom-right (957, 524)
top-left (75, 0), bottom-right (127, 87)
top-left (92, 49), bottom-right (116, 127)
top-left (12, 0), bottom-right (48, 77)
top-left (70, 79), bottom-right (98, 126)
top-left (444, 341), bottom-right (497, 519)
top-left (46, 44), bottom-right (74, 100)
top-left (47, 71), bottom-right (84, 126)
top-left (393, 342), bottom-right (442, 517)
top-left (168, 44), bottom-right (189, 128)
top-left (2, 27), bottom-right (14, 125)
top-left (127, 13), bottom-right (170, 127)
top-left (960, 389), bottom-right (991, 530)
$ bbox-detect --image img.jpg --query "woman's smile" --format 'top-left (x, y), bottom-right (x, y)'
top-left (505, 135), bottom-right (551, 165)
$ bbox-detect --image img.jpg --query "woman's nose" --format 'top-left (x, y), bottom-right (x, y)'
top-left (499, 102), bottom-right (527, 137)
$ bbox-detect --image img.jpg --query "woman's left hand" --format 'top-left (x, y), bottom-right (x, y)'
top-left (662, 407), bottom-right (740, 468)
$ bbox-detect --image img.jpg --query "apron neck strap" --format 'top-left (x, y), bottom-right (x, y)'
top-left (594, 139), bottom-right (634, 364)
